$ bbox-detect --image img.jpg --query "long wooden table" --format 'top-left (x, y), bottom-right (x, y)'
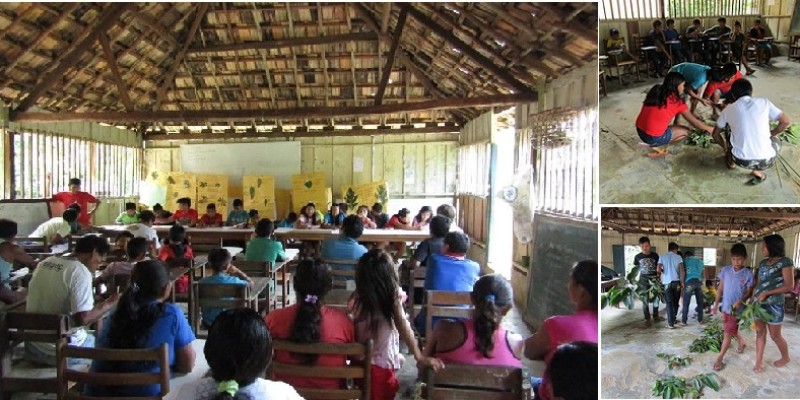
top-left (95, 225), bottom-right (256, 242)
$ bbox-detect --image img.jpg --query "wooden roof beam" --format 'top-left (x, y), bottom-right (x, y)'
top-left (398, 3), bottom-right (530, 94)
top-left (153, 3), bottom-right (208, 111)
top-left (129, 8), bottom-right (179, 48)
top-left (375, 9), bottom-right (407, 106)
top-left (1, 3), bottom-right (80, 75)
top-left (185, 32), bottom-right (375, 55)
top-left (14, 3), bottom-right (133, 112)
top-left (144, 125), bottom-right (459, 141)
top-left (98, 33), bottom-right (134, 112)
top-left (12, 93), bottom-right (536, 123)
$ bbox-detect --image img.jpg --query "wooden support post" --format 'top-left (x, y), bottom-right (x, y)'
top-left (375, 9), bottom-right (407, 105)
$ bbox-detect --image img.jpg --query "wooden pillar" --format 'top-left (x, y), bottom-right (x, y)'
top-left (1, 105), bottom-right (13, 199)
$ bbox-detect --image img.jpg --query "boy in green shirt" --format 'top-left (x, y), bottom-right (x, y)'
top-left (115, 202), bottom-right (139, 225)
top-left (245, 219), bottom-right (286, 263)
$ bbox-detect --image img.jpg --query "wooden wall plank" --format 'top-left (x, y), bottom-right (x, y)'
top-left (383, 143), bottom-right (405, 196)
top-left (351, 144), bottom-right (373, 185)
top-left (331, 144), bottom-right (353, 198)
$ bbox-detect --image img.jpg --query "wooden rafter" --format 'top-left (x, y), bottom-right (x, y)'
top-left (14, 3), bottom-right (133, 112)
top-left (249, 2), bottom-right (280, 128)
top-left (11, 93), bottom-right (536, 123)
top-left (285, 3), bottom-right (307, 127)
top-left (380, 3), bottom-right (392, 34)
top-left (153, 3), bottom-right (208, 111)
top-left (345, 4), bottom-right (362, 126)
top-left (144, 125), bottom-right (459, 140)
top-left (1, 3), bottom-right (80, 76)
top-left (129, 8), bottom-right (179, 48)
top-left (184, 32), bottom-right (375, 54)
top-left (531, 2), bottom-right (597, 43)
top-left (374, 9), bottom-right (406, 106)
top-left (98, 33), bottom-right (134, 112)
top-left (399, 3), bottom-right (530, 94)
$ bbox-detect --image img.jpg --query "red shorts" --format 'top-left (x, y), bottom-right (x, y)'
top-left (723, 312), bottom-right (740, 335)
top-left (370, 365), bottom-right (399, 400)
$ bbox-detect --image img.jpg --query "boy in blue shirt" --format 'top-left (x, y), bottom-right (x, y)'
top-left (198, 248), bottom-right (252, 327)
top-left (322, 203), bottom-right (345, 228)
top-left (321, 215), bottom-right (368, 279)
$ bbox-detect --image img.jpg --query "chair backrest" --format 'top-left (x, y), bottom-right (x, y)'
top-left (271, 339), bottom-right (372, 400)
top-left (324, 288), bottom-right (353, 313)
top-left (425, 364), bottom-right (523, 400)
top-left (235, 260), bottom-right (271, 278)
top-left (425, 290), bottom-right (474, 340)
top-left (1, 312), bottom-right (69, 395)
top-left (192, 282), bottom-right (249, 333)
top-left (57, 339), bottom-right (170, 400)
top-left (322, 259), bottom-right (358, 288)
top-left (165, 257), bottom-right (193, 269)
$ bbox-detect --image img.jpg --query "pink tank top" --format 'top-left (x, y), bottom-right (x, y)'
top-left (435, 319), bottom-right (522, 368)
top-left (539, 310), bottom-right (598, 400)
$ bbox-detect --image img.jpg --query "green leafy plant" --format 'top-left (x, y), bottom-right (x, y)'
top-left (656, 353), bottom-right (692, 370)
top-left (738, 301), bottom-right (774, 329)
top-left (652, 373), bottom-right (720, 399)
top-left (344, 187), bottom-right (359, 211)
top-left (376, 184), bottom-right (388, 205)
top-left (601, 266), bottom-right (639, 310)
top-left (775, 122), bottom-right (800, 144)
top-left (686, 130), bottom-right (714, 148)
top-left (689, 321), bottom-right (723, 353)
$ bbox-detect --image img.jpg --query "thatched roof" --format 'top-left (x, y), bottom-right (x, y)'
top-left (0, 2), bottom-right (597, 137)
top-left (602, 207), bottom-right (800, 239)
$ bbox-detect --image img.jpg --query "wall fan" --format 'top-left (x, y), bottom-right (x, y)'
top-left (497, 166), bottom-right (535, 243)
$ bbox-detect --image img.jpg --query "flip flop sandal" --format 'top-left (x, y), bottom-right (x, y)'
top-left (747, 173), bottom-right (767, 185)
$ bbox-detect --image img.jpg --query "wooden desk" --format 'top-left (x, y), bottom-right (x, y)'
top-left (248, 277), bottom-right (271, 313)
top-left (164, 339), bottom-right (210, 400)
top-left (273, 228), bottom-right (429, 243)
top-left (95, 225), bottom-right (255, 243)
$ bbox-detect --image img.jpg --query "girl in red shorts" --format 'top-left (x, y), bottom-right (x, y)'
top-left (635, 72), bottom-right (714, 158)
top-left (711, 243), bottom-right (754, 371)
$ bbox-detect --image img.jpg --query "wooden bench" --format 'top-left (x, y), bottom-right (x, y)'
top-left (425, 290), bottom-right (474, 340)
top-left (424, 364), bottom-right (522, 400)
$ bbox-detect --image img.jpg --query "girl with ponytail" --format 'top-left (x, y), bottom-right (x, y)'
top-left (423, 274), bottom-right (523, 367)
top-left (177, 308), bottom-right (303, 400)
top-left (265, 258), bottom-right (355, 391)
top-left (85, 260), bottom-right (196, 397)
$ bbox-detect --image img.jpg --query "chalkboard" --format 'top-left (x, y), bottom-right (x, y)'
top-left (0, 199), bottom-right (53, 236)
top-left (180, 142), bottom-right (301, 189)
top-left (525, 214), bottom-right (598, 328)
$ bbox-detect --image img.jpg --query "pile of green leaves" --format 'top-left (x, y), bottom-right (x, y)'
top-left (636, 275), bottom-right (666, 304)
top-left (601, 266), bottom-right (638, 310)
top-left (689, 321), bottom-right (723, 353)
top-left (737, 301), bottom-right (774, 329)
top-left (652, 373), bottom-right (720, 399)
top-left (686, 130), bottom-right (714, 148)
top-left (656, 353), bottom-right (692, 370)
top-left (777, 124), bottom-right (800, 145)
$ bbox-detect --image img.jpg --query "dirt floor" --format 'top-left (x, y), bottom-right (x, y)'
top-left (600, 58), bottom-right (800, 204)
top-left (601, 297), bottom-right (800, 398)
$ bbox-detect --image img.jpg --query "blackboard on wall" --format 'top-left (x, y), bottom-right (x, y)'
top-left (525, 214), bottom-right (598, 328)
top-left (0, 199), bottom-right (54, 236)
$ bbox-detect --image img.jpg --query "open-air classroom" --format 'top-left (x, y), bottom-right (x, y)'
top-left (0, 3), bottom-right (600, 400)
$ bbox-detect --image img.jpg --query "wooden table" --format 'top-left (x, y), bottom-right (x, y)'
top-left (273, 227), bottom-right (430, 243)
top-left (95, 225), bottom-right (256, 242)
top-left (164, 339), bottom-right (210, 400)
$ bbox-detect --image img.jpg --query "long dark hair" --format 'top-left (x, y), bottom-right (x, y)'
top-left (353, 249), bottom-right (399, 333)
top-left (471, 274), bottom-right (513, 358)
top-left (205, 309), bottom-right (273, 400)
top-left (107, 260), bottom-right (170, 349)
top-left (168, 224), bottom-right (188, 258)
top-left (288, 259), bottom-right (333, 365)
top-left (643, 72), bottom-right (685, 108)
top-left (300, 205), bottom-right (319, 225)
top-left (764, 234), bottom-right (786, 257)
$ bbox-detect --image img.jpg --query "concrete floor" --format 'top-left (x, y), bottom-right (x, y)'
top-left (601, 298), bottom-right (800, 398)
top-left (600, 58), bottom-right (800, 204)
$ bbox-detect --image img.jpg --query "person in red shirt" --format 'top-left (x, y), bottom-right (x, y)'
top-left (169, 198), bottom-right (198, 227)
top-left (384, 208), bottom-right (414, 230)
top-left (52, 178), bottom-right (100, 227)
top-left (198, 203), bottom-right (223, 228)
top-left (703, 63), bottom-right (741, 120)
top-left (635, 72), bottom-right (713, 158)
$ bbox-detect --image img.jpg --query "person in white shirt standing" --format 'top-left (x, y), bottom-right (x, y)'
top-left (711, 78), bottom-right (791, 185)
top-left (25, 235), bottom-right (120, 366)
top-left (658, 242), bottom-right (684, 329)
top-left (126, 210), bottom-right (161, 256)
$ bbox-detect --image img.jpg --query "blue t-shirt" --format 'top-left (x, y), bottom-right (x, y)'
top-left (669, 63), bottom-right (711, 90)
top-left (87, 302), bottom-right (195, 397)
top-left (321, 237), bottom-right (368, 279)
top-left (658, 252), bottom-right (683, 284)
top-left (227, 210), bottom-right (249, 225)
top-left (664, 27), bottom-right (680, 42)
top-left (718, 265), bottom-right (754, 314)
top-left (424, 253), bottom-right (480, 292)
top-left (323, 213), bottom-right (345, 226)
top-left (683, 257), bottom-right (704, 282)
top-left (198, 273), bottom-right (249, 325)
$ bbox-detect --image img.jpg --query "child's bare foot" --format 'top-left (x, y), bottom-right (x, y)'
top-left (713, 359), bottom-right (725, 371)
top-left (737, 343), bottom-right (746, 353)
top-left (753, 363), bottom-right (765, 373)
top-left (773, 358), bottom-right (790, 368)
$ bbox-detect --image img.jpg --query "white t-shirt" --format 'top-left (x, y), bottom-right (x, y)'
top-left (716, 96), bottom-right (784, 160)
top-left (126, 223), bottom-right (161, 249)
top-left (30, 217), bottom-right (71, 243)
top-left (176, 377), bottom-right (304, 400)
top-left (26, 256), bottom-right (94, 356)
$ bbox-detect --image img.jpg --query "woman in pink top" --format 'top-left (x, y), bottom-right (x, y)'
top-left (424, 274), bottom-right (523, 367)
top-left (524, 260), bottom-right (598, 400)
top-left (265, 259), bottom-right (355, 393)
top-left (350, 249), bottom-right (443, 400)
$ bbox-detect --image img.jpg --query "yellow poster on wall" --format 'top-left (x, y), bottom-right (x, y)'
top-left (292, 172), bottom-right (326, 191)
top-left (340, 181), bottom-right (389, 213)
top-left (275, 189), bottom-right (291, 220)
top-left (243, 175), bottom-right (276, 220)
top-left (196, 175), bottom-right (229, 218)
top-left (165, 172), bottom-right (196, 212)
top-left (292, 187), bottom-right (332, 214)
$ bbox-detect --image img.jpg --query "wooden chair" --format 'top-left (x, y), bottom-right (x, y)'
top-left (632, 34), bottom-right (656, 77)
top-left (325, 288), bottom-right (353, 313)
top-left (192, 282), bottom-right (250, 336)
top-left (789, 35), bottom-right (800, 61)
top-left (424, 364), bottom-right (523, 400)
top-left (1, 312), bottom-right (69, 399)
top-left (425, 290), bottom-right (474, 340)
top-left (401, 263), bottom-right (427, 327)
top-left (57, 339), bottom-right (170, 399)
top-left (186, 235), bottom-right (222, 253)
top-left (321, 259), bottom-right (359, 289)
top-left (235, 261), bottom-right (278, 311)
top-left (271, 340), bottom-right (373, 400)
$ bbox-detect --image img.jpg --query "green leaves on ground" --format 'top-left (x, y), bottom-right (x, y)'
top-left (656, 353), bottom-right (692, 370)
top-left (686, 130), bottom-right (714, 148)
top-left (689, 321), bottom-right (723, 353)
top-left (737, 301), bottom-right (773, 329)
top-left (652, 373), bottom-right (720, 399)
top-left (600, 266), bottom-right (639, 310)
